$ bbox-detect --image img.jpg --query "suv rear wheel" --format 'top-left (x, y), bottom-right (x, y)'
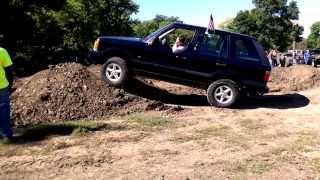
top-left (207, 79), bottom-right (240, 107)
top-left (101, 57), bottom-right (128, 87)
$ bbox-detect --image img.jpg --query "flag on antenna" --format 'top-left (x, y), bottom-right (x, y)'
top-left (207, 14), bottom-right (215, 33)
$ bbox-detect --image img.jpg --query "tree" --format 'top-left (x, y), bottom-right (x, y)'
top-left (132, 15), bottom-right (179, 38)
top-left (228, 0), bottom-right (303, 51)
top-left (0, 0), bottom-right (138, 75)
top-left (307, 22), bottom-right (320, 49)
top-left (217, 18), bottom-right (234, 30)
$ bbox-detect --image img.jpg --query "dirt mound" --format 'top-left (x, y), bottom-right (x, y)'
top-left (268, 65), bottom-right (320, 92)
top-left (12, 63), bottom-right (170, 127)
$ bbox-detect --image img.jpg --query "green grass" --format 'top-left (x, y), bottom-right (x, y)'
top-left (287, 133), bottom-right (318, 153)
top-left (195, 125), bottom-right (249, 148)
top-left (196, 125), bottom-right (232, 137)
top-left (233, 159), bottom-right (273, 175)
top-left (124, 113), bottom-right (173, 132)
top-left (310, 158), bottom-right (320, 173)
top-left (17, 120), bottom-right (125, 141)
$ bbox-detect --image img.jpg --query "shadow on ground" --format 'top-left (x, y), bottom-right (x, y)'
top-left (11, 122), bottom-right (123, 144)
top-left (235, 93), bottom-right (310, 109)
top-left (125, 79), bottom-right (310, 109)
top-left (124, 79), bottom-right (208, 106)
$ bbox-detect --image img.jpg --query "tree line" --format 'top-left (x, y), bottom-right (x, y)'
top-left (1, 0), bottom-right (319, 75)
top-left (0, 0), bottom-right (139, 75)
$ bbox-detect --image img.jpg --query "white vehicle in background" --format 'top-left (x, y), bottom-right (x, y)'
top-left (288, 49), bottom-right (304, 64)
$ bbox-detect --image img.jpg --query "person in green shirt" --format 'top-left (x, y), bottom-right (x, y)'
top-left (0, 47), bottom-right (13, 142)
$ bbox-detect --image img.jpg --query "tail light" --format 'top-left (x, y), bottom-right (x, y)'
top-left (263, 71), bottom-right (271, 82)
top-left (93, 38), bottom-right (100, 51)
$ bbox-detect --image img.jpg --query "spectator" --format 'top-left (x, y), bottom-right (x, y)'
top-left (0, 47), bottom-right (13, 143)
top-left (269, 49), bottom-right (278, 67)
top-left (304, 50), bottom-right (312, 65)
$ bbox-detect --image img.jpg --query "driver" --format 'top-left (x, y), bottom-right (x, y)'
top-left (172, 36), bottom-right (187, 54)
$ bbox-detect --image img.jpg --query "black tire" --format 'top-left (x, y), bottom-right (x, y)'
top-left (207, 79), bottom-right (240, 107)
top-left (101, 57), bottom-right (129, 87)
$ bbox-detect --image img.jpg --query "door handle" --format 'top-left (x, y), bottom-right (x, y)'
top-left (176, 56), bottom-right (187, 60)
top-left (216, 63), bottom-right (227, 67)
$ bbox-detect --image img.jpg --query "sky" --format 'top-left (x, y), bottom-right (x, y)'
top-left (132, 0), bottom-right (320, 38)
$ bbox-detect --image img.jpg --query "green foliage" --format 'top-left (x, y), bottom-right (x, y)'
top-left (0, 0), bottom-right (138, 75)
top-left (132, 15), bottom-right (179, 38)
top-left (218, 18), bottom-right (234, 30)
top-left (228, 0), bottom-right (303, 51)
top-left (307, 22), bottom-right (320, 49)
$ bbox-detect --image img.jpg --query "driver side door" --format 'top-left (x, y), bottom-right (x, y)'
top-left (143, 26), bottom-right (198, 81)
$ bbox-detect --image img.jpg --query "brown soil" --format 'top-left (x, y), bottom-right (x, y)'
top-left (11, 63), bottom-right (173, 127)
top-left (268, 65), bottom-right (320, 92)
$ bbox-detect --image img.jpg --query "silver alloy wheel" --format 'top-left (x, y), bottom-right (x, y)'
top-left (214, 85), bottom-right (234, 105)
top-left (105, 63), bottom-right (122, 82)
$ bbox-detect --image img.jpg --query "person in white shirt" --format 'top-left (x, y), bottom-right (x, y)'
top-left (172, 36), bottom-right (187, 54)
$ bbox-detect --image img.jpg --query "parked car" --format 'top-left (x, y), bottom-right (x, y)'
top-left (281, 52), bottom-right (294, 67)
top-left (288, 49), bottom-right (303, 63)
top-left (311, 49), bottom-right (320, 67)
top-left (88, 22), bottom-right (271, 107)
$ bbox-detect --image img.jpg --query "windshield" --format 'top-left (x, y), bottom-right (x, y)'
top-left (143, 24), bottom-right (171, 41)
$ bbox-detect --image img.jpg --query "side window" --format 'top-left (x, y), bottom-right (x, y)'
top-left (231, 38), bottom-right (259, 60)
top-left (159, 28), bottom-right (196, 47)
top-left (198, 34), bottom-right (227, 57)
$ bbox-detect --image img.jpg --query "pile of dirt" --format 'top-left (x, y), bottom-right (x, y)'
top-left (12, 63), bottom-right (170, 127)
top-left (268, 65), bottom-right (320, 92)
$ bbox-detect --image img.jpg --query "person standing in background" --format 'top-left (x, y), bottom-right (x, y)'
top-left (269, 49), bottom-right (278, 67)
top-left (0, 47), bottom-right (13, 143)
top-left (304, 50), bottom-right (312, 65)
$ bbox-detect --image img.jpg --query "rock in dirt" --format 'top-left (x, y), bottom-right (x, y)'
top-left (11, 63), bottom-right (169, 127)
top-left (268, 65), bottom-right (320, 92)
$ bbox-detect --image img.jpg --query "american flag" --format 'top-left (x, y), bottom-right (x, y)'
top-left (207, 14), bottom-right (215, 33)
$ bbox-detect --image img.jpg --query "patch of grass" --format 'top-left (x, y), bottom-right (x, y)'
top-left (238, 118), bottom-right (266, 132)
top-left (233, 159), bottom-right (273, 175)
top-left (19, 120), bottom-right (119, 141)
top-left (0, 141), bottom-right (24, 157)
top-left (124, 113), bottom-right (173, 132)
top-left (170, 134), bottom-right (202, 143)
top-left (196, 125), bottom-right (232, 137)
top-left (310, 158), bottom-right (320, 173)
top-left (195, 125), bottom-right (249, 148)
top-left (239, 119), bottom-right (264, 129)
top-left (288, 133), bottom-right (318, 153)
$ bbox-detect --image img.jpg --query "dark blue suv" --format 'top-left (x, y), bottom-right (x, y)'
top-left (89, 22), bottom-right (271, 107)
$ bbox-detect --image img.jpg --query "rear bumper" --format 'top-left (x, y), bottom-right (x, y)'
top-left (88, 49), bottom-right (103, 64)
top-left (242, 80), bottom-right (269, 94)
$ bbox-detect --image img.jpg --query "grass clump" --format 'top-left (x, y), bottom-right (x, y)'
top-left (196, 125), bottom-right (232, 137)
top-left (233, 159), bottom-right (273, 175)
top-left (288, 133), bottom-right (318, 153)
top-left (124, 113), bottom-right (173, 132)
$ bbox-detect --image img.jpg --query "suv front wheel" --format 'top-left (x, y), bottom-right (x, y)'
top-left (207, 79), bottom-right (240, 107)
top-left (101, 57), bottom-right (128, 87)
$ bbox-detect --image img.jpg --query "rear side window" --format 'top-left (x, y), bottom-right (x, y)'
top-left (231, 38), bottom-right (259, 61)
top-left (198, 34), bottom-right (227, 58)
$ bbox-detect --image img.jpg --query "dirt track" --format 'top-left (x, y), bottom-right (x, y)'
top-left (1, 65), bottom-right (320, 179)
